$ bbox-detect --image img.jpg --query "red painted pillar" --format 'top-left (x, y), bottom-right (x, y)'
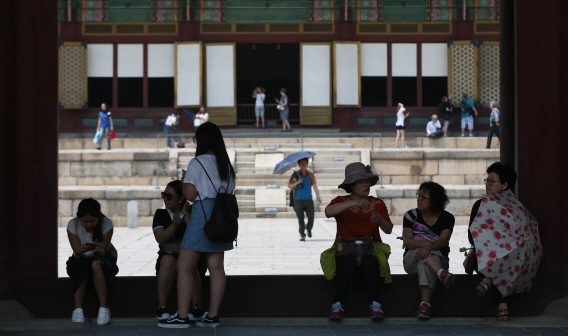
top-left (0, 0), bottom-right (18, 300)
top-left (143, 43), bottom-right (149, 108)
top-left (515, 0), bottom-right (568, 295)
top-left (15, 0), bottom-right (58, 282)
top-left (386, 43), bottom-right (392, 108)
top-left (113, 43), bottom-right (119, 108)
top-left (416, 43), bottom-right (422, 108)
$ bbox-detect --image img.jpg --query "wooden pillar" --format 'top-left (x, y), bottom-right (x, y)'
top-left (386, 43), bottom-right (392, 108)
top-left (416, 43), bottom-right (422, 108)
top-left (0, 0), bottom-right (59, 289)
top-left (515, 0), bottom-right (567, 295)
top-left (499, 0), bottom-right (515, 167)
top-left (113, 43), bottom-right (119, 109)
top-left (0, 0), bottom-right (18, 300)
top-left (143, 44), bottom-right (148, 108)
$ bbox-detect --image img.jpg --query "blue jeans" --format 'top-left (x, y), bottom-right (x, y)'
top-left (98, 127), bottom-right (110, 148)
top-left (163, 125), bottom-right (172, 147)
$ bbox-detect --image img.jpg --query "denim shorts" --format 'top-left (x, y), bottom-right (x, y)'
top-left (180, 198), bottom-right (234, 252)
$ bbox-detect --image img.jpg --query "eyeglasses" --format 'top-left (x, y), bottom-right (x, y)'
top-left (484, 179), bottom-right (502, 186)
top-left (416, 193), bottom-right (430, 200)
top-left (161, 192), bottom-right (180, 201)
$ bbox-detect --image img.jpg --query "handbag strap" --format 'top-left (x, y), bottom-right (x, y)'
top-left (194, 158), bottom-right (232, 222)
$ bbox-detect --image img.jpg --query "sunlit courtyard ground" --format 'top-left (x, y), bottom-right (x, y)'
top-left (58, 219), bottom-right (471, 277)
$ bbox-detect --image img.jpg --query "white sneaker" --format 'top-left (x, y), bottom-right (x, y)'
top-left (71, 308), bottom-right (85, 323)
top-left (461, 134), bottom-right (465, 137)
top-left (469, 134), bottom-right (474, 137)
top-left (403, 145), bottom-right (409, 149)
top-left (97, 307), bottom-right (111, 325)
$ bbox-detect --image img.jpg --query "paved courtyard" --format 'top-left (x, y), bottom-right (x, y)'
top-left (58, 219), bottom-right (472, 277)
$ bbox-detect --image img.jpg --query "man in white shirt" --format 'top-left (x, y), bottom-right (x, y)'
top-left (164, 113), bottom-right (178, 149)
top-left (426, 114), bottom-right (443, 139)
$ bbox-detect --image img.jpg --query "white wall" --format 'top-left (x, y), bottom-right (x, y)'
top-left (118, 44), bottom-right (143, 78)
top-left (422, 43), bottom-right (448, 77)
top-left (301, 44), bottom-right (331, 107)
top-left (392, 43), bottom-right (417, 77)
top-left (361, 43), bottom-right (387, 77)
top-left (87, 44), bottom-right (113, 77)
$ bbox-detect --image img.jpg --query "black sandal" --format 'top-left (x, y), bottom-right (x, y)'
top-left (475, 281), bottom-right (489, 297)
top-left (497, 309), bottom-right (509, 321)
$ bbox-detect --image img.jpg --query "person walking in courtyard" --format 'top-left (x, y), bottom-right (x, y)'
top-left (395, 103), bottom-right (409, 148)
top-left (96, 102), bottom-right (114, 150)
top-left (252, 87), bottom-right (266, 129)
top-left (402, 181), bottom-right (455, 320)
top-left (486, 101), bottom-right (500, 149)
top-left (275, 88), bottom-right (291, 132)
top-left (439, 90), bottom-right (454, 137)
top-left (323, 162), bottom-right (393, 321)
top-left (66, 198), bottom-right (118, 326)
top-left (459, 94), bottom-right (478, 137)
top-left (288, 158), bottom-right (321, 241)
top-left (159, 122), bottom-right (236, 329)
top-left (426, 114), bottom-right (443, 139)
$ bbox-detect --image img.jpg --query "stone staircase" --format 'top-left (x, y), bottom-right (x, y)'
top-left (57, 136), bottom-right (499, 226)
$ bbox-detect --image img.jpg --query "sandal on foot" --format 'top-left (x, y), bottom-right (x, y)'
top-left (475, 281), bottom-right (489, 297)
top-left (496, 309), bottom-right (509, 321)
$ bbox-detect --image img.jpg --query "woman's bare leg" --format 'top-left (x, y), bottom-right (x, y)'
top-left (401, 130), bottom-right (406, 147)
top-left (74, 277), bottom-right (88, 309)
top-left (396, 130), bottom-right (400, 147)
top-left (91, 260), bottom-right (108, 308)
top-left (157, 255), bottom-right (177, 308)
top-left (420, 285), bottom-right (434, 304)
top-left (176, 249), bottom-right (201, 318)
top-left (204, 252), bottom-right (226, 317)
top-left (443, 120), bottom-right (450, 137)
top-left (424, 255), bottom-right (443, 274)
top-left (191, 266), bottom-right (203, 309)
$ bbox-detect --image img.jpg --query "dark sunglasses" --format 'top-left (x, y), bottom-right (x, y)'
top-left (161, 192), bottom-right (180, 201)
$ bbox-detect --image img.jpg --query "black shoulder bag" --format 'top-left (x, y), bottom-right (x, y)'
top-left (195, 159), bottom-right (239, 244)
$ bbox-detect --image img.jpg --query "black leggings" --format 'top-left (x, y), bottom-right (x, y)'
top-left (333, 255), bottom-right (383, 306)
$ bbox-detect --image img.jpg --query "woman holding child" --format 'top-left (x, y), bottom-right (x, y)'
top-left (402, 181), bottom-right (455, 320)
top-left (323, 162), bottom-right (393, 321)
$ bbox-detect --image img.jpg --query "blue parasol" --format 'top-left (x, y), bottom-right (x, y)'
top-left (273, 151), bottom-right (317, 175)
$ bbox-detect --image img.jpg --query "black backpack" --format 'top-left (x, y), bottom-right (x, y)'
top-left (195, 159), bottom-right (239, 244)
top-left (460, 99), bottom-right (475, 116)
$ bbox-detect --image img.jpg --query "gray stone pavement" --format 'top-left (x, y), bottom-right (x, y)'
top-left (58, 219), bottom-right (474, 277)
top-left (2, 317), bottom-right (568, 335)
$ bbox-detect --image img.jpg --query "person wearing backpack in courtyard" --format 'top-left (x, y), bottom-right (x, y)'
top-left (460, 94), bottom-right (478, 137)
top-left (159, 122), bottom-right (236, 329)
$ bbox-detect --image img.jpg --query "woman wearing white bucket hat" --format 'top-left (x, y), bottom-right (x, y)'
top-left (426, 114), bottom-right (443, 139)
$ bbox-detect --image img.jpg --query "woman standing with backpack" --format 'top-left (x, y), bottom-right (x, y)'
top-left (159, 122), bottom-right (236, 329)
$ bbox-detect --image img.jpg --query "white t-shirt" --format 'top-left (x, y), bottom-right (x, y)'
top-left (255, 93), bottom-right (266, 107)
top-left (426, 120), bottom-right (441, 135)
top-left (183, 154), bottom-right (236, 200)
top-left (395, 107), bottom-right (406, 126)
top-left (194, 113), bottom-right (209, 127)
top-left (165, 114), bottom-right (177, 126)
top-left (67, 217), bottom-right (113, 257)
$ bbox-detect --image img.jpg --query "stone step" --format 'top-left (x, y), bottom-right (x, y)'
top-left (239, 211), bottom-right (327, 219)
top-left (235, 179), bottom-right (345, 187)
